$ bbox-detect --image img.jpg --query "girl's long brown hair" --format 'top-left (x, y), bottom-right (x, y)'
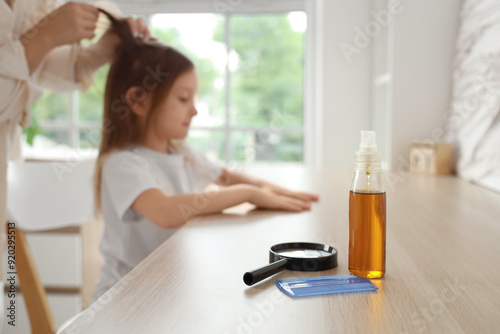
top-left (94, 10), bottom-right (194, 215)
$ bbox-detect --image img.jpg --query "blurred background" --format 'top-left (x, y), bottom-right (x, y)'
top-left (9, 0), bottom-right (500, 332)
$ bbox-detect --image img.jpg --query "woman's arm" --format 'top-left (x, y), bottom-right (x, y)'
top-left (132, 184), bottom-right (311, 229)
top-left (216, 168), bottom-right (319, 202)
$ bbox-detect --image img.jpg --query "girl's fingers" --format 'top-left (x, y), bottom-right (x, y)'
top-left (283, 190), bottom-right (319, 202)
top-left (299, 192), bottom-right (319, 201)
top-left (286, 197), bottom-right (311, 211)
top-left (289, 192), bottom-right (310, 201)
top-left (284, 202), bottom-right (303, 212)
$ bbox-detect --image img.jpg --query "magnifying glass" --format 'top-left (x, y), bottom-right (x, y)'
top-left (243, 242), bottom-right (338, 286)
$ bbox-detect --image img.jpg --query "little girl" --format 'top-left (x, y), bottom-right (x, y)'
top-left (93, 12), bottom-right (318, 300)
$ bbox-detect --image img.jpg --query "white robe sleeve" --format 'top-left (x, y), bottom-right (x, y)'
top-left (32, 44), bottom-right (87, 93)
top-left (0, 3), bottom-right (31, 124)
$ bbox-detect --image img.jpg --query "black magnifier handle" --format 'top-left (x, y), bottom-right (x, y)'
top-left (243, 258), bottom-right (288, 286)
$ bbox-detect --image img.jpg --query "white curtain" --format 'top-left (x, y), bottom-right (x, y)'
top-left (446, 0), bottom-right (500, 192)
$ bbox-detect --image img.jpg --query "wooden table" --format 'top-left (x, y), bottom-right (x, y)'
top-left (62, 166), bottom-right (500, 334)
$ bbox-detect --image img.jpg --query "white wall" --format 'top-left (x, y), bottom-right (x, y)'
top-left (389, 0), bottom-right (462, 170)
top-left (319, 0), bottom-right (463, 171)
top-left (319, 0), bottom-right (373, 169)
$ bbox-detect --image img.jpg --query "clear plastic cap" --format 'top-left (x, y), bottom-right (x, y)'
top-left (359, 131), bottom-right (377, 152)
top-left (355, 130), bottom-right (380, 168)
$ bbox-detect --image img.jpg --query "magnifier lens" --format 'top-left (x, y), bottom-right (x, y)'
top-left (276, 249), bottom-right (331, 258)
top-left (244, 242), bottom-right (338, 286)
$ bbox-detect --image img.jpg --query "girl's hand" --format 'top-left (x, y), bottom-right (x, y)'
top-left (249, 187), bottom-right (312, 212)
top-left (261, 182), bottom-right (319, 202)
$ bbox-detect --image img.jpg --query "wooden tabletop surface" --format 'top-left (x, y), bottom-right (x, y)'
top-left (62, 166), bottom-right (500, 334)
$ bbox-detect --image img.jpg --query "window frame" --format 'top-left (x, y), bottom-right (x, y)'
top-left (36, 0), bottom-right (321, 167)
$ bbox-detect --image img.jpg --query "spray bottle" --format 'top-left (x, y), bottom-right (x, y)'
top-left (349, 130), bottom-right (386, 279)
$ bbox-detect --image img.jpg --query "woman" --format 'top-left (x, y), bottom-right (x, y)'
top-left (0, 0), bottom-right (151, 234)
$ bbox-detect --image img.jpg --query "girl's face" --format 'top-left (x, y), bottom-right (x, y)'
top-left (154, 69), bottom-right (198, 141)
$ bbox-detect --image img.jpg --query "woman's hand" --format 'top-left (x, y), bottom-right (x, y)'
top-left (75, 16), bottom-right (154, 84)
top-left (21, 2), bottom-right (99, 73)
top-left (26, 2), bottom-right (99, 48)
top-left (249, 186), bottom-right (312, 212)
top-left (90, 16), bottom-right (154, 63)
top-left (123, 17), bottom-right (152, 40)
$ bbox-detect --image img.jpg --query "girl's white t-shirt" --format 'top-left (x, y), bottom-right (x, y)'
top-left (93, 143), bottom-right (222, 300)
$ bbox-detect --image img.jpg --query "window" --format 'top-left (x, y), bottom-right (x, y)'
top-left (26, 1), bottom-right (316, 165)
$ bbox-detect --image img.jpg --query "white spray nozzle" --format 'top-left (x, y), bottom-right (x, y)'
top-left (356, 130), bottom-right (380, 169)
top-left (359, 130), bottom-right (377, 152)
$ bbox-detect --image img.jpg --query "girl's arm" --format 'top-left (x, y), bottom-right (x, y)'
top-left (216, 168), bottom-right (319, 202)
top-left (132, 184), bottom-right (311, 229)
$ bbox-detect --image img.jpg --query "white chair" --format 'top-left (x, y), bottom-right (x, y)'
top-left (5, 158), bottom-right (98, 334)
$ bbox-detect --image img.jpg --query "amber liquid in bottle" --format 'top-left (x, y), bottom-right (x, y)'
top-left (349, 191), bottom-right (386, 279)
